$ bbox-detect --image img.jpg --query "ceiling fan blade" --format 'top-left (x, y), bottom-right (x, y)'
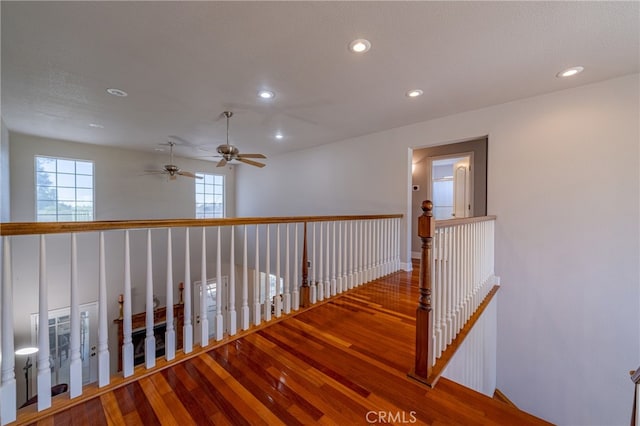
top-left (216, 159), bottom-right (227, 167)
top-left (177, 171), bottom-right (202, 179)
top-left (238, 158), bottom-right (266, 168)
top-left (237, 153), bottom-right (267, 159)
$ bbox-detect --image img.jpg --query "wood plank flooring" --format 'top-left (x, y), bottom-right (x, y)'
top-left (18, 268), bottom-right (550, 425)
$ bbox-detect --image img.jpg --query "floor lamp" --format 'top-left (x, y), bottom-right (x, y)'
top-left (15, 347), bottom-right (39, 402)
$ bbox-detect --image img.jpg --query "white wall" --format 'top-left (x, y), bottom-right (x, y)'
top-left (236, 74), bottom-right (640, 425)
top-left (1, 120), bottom-right (10, 222)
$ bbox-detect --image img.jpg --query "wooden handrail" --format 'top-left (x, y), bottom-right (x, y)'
top-left (413, 200), bottom-right (435, 380)
top-left (435, 215), bottom-right (496, 228)
top-left (0, 214), bottom-right (403, 236)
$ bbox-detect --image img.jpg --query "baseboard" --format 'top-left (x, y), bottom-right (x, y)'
top-left (400, 262), bottom-right (413, 271)
top-left (493, 388), bottom-right (518, 408)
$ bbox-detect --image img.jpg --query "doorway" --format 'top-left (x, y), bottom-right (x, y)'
top-left (429, 154), bottom-right (473, 220)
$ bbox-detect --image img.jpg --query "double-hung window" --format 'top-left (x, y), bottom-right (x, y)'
top-left (35, 156), bottom-right (94, 222)
top-left (195, 173), bottom-right (224, 218)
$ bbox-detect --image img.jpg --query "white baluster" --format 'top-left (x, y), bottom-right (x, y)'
top-left (311, 223), bottom-right (317, 304)
top-left (348, 221), bottom-right (354, 289)
top-left (374, 220), bottom-right (380, 279)
top-left (356, 220), bottom-right (362, 286)
top-left (69, 233), bottom-right (82, 397)
top-left (37, 235), bottom-right (51, 410)
top-left (183, 228), bottom-right (193, 354)
top-left (123, 231), bottom-right (134, 376)
top-left (228, 226), bottom-right (237, 336)
top-left (274, 224), bottom-right (282, 317)
top-left (200, 227), bottom-right (209, 347)
top-left (96, 232), bottom-right (111, 388)
top-left (215, 227), bottom-right (223, 340)
top-left (1, 237), bottom-right (16, 424)
top-left (292, 223), bottom-right (300, 311)
top-left (364, 220), bottom-right (370, 283)
top-left (145, 230), bottom-right (156, 369)
top-left (284, 224), bottom-right (291, 314)
top-left (165, 229), bottom-right (175, 361)
top-left (264, 225), bottom-right (272, 322)
top-left (331, 222), bottom-right (337, 296)
top-left (337, 221), bottom-right (343, 293)
top-left (325, 222), bottom-right (331, 297)
top-left (242, 225), bottom-right (250, 330)
top-left (317, 222), bottom-right (324, 301)
top-left (254, 225), bottom-right (261, 326)
top-left (446, 227), bottom-right (454, 345)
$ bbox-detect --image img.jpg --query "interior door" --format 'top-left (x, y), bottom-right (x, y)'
top-left (453, 159), bottom-right (472, 218)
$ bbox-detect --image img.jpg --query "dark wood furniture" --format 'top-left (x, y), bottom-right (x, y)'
top-left (113, 302), bottom-right (184, 372)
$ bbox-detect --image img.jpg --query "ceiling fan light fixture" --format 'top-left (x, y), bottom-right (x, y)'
top-left (258, 90), bottom-right (275, 100)
top-left (349, 38), bottom-right (371, 53)
top-left (556, 66), bottom-right (584, 78)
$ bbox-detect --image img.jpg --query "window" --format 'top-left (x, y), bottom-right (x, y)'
top-left (35, 156), bottom-right (94, 222)
top-left (195, 173), bottom-right (224, 218)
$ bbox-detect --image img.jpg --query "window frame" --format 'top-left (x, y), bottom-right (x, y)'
top-left (34, 155), bottom-right (95, 222)
top-left (195, 172), bottom-right (225, 219)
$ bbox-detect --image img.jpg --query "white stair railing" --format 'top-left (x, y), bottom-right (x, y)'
top-left (0, 214), bottom-right (401, 423)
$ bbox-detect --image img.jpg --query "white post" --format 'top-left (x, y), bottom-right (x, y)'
top-left (241, 225), bottom-right (250, 330)
top-left (200, 227), bottom-right (209, 347)
top-left (165, 229), bottom-right (175, 361)
top-left (145, 230), bottom-right (156, 369)
top-left (37, 235), bottom-right (52, 411)
top-left (215, 227), bottom-right (223, 341)
top-left (310, 223), bottom-right (317, 303)
top-left (348, 221), bottom-right (354, 289)
top-left (97, 232), bottom-right (110, 385)
top-left (228, 226), bottom-right (237, 336)
top-left (317, 222), bottom-right (324, 301)
top-left (122, 231), bottom-right (134, 376)
top-left (1, 237), bottom-right (16, 425)
top-left (331, 222), bottom-right (337, 296)
top-left (183, 228), bottom-right (193, 354)
top-left (69, 233), bottom-right (82, 397)
top-left (292, 223), bottom-right (300, 311)
top-left (275, 224), bottom-right (282, 317)
top-left (264, 225), bottom-right (272, 322)
top-left (337, 221), bottom-right (343, 293)
top-left (254, 225), bottom-right (261, 326)
top-left (325, 222), bottom-right (331, 297)
top-left (284, 224), bottom-right (291, 314)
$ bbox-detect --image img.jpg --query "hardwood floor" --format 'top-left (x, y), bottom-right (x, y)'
top-left (18, 269), bottom-right (550, 425)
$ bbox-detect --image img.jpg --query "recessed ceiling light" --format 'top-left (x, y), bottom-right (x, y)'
top-left (275, 133), bottom-right (283, 140)
top-left (106, 88), bottom-right (128, 97)
top-left (89, 123), bottom-right (104, 129)
top-left (406, 89), bottom-right (423, 98)
top-left (349, 39), bottom-right (371, 53)
top-left (556, 66), bottom-right (584, 78)
top-left (258, 90), bottom-right (275, 100)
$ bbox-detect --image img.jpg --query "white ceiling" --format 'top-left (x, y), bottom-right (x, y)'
top-left (2, 1), bottom-right (639, 162)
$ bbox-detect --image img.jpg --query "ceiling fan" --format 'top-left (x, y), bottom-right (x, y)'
top-left (145, 141), bottom-right (202, 180)
top-left (215, 111), bottom-right (267, 168)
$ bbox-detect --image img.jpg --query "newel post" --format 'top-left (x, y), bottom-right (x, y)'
top-left (300, 222), bottom-right (310, 307)
top-left (414, 200), bottom-right (435, 380)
